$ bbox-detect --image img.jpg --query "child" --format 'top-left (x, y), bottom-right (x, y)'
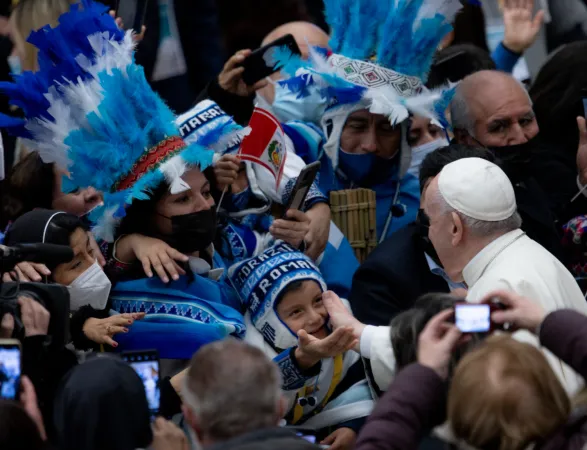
top-left (229, 243), bottom-right (374, 449)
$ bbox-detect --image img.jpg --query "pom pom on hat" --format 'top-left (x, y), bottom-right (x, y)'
top-left (438, 157), bottom-right (517, 222)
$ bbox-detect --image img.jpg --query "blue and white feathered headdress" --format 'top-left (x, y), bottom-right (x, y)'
top-left (0, 0), bottom-right (217, 241)
top-left (271, 0), bottom-right (463, 170)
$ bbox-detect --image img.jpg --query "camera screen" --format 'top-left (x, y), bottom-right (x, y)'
top-left (455, 304), bottom-right (491, 333)
top-left (0, 346), bottom-right (21, 400)
top-left (124, 353), bottom-right (160, 414)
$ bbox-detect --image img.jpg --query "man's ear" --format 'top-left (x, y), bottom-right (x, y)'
top-left (450, 211), bottom-right (464, 247)
top-left (453, 128), bottom-right (477, 146)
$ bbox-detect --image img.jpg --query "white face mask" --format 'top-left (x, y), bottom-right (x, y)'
top-left (408, 138), bottom-right (450, 177)
top-left (67, 261), bottom-right (111, 311)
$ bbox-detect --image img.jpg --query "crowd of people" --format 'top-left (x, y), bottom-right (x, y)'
top-left (1, 0), bottom-right (587, 449)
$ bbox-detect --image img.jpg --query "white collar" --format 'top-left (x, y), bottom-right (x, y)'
top-left (462, 229), bottom-right (525, 287)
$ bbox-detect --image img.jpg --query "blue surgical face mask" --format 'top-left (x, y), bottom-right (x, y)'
top-left (7, 55), bottom-right (21, 76)
top-left (408, 138), bottom-right (449, 177)
top-left (269, 82), bottom-right (328, 124)
top-left (227, 187), bottom-right (252, 212)
top-left (338, 150), bottom-right (378, 183)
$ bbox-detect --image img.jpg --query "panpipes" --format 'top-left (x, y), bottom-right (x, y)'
top-left (330, 189), bottom-right (377, 263)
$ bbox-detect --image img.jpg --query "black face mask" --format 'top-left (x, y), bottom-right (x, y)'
top-left (487, 135), bottom-right (540, 180)
top-left (159, 207), bottom-right (217, 254)
top-left (415, 209), bottom-right (442, 267)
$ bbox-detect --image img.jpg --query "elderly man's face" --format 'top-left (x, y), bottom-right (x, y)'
top-left (340, 110), bottom-right (402, 159)
top-left (468, 82), bottom-right (539, 147)
top-left (423, 177), bottom-right (464, 280)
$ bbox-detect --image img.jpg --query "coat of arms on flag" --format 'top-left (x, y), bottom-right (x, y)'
top-left (238, 107), bottom-right (287, 188)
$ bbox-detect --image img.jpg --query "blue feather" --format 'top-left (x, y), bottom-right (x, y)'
top-left (321, 84), bottom-right (367, 108)
top-left (341, 0), bottom-right (387, 60)
top-left (323, 0), bottom-right (352, 53)
top-left (434, 85), bottom-right (456, 129)
top-left (266, 46), bottom-right (309, 78)
top-left (277, 73), bottom-right (315, 99)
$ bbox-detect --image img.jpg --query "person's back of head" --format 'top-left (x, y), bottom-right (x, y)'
top-left (426, 44), bottom-right (496, 89)
top-left (530, 41), bottom-right (587, 164)
top-left (0, 400), bottom-right (46, 450)
top-left (390, 293), bottom-right (482, 376)
top-left (448, 335), bottom-right (570, 450)
top-left (54, 356), bottom-right (152, 450)
top-left (182, 339), bottom-right (283, 446)
top-left (419, 144), bottom-right (496, 192)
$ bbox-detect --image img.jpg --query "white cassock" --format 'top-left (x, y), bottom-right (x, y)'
top-left (362, 229), bottom-right (587, 394)
top-left (463, 229), bottom-right (587, 395)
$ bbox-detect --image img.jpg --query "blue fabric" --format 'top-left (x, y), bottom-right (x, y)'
top-left (284, 121), bottom-right (420, 240)
top-left (110, 274), bottom-right (244, 359)
top-left (425, 253), bottom-right (467, 292)
top-left (338, 151), bottom-right (378, 184)
top-left (492, 42), bottom-right (521, 74)
top-left (275, 348), bottom-right (316, 391)
top-left (317, 239), bottom-right (359, 299)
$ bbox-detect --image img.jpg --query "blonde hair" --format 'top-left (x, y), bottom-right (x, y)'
top-left (448, 335), bottom-right (570, 450)
top-left (10, 0), bottom-right (73, 71)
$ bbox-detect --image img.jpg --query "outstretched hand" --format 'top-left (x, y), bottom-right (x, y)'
top-left (502, 0), bottom-right (545, 54)
top-left (295, 326), bottom-right (357, 370)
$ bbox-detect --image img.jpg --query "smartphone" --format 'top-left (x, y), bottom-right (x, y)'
top-left (0, 339), bottom-right (21, 401)
top-left (242, 34), bottom-right (302, 86)
top-left (431, 51), bottom-right (476, 84)
top-left (283, 162), bottom-right (321, 218)
top-left (116, 0), bottom-right (149, 34)
top-left (122, 350), bottom-right (160, 417)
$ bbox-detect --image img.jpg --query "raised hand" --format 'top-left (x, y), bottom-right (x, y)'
top-left (502, 0), bottom-right (545, 54)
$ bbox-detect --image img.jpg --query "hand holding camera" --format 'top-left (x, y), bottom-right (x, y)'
top-left (0, 296), bottom-right (50, 339)
top-left (479, 290), bottom-right (546, 334)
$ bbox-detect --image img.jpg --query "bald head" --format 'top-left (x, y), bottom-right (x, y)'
top-left (451, 70), bottom-right (539, 147)
top-left (262, 21), bottom-right (330, 60)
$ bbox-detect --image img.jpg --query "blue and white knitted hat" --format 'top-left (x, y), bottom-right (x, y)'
top-left (0, 1), bottom-right (218, 241)
top-left (228, 242), bottom-right (327, 350)
top-left (272, 0), bottom-right (463, 172)
top-left (176, 100), bottom-right (251, 157)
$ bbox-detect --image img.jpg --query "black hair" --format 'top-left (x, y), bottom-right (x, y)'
top-left (0, 400), bottom-right (46, 450)
top-left (418, 144), bottom-right (496, 192)
top-left (274, 280), bottom-right (306, 307)
top-left (1, 152), bottom-right (55, 230)
top-left (390, 293), bottom-right (483, 377)
top-left (117, 167), bottom-right (219, 239)
top-left (530, 41), bottom-right (587, 169)
top-left (426, 44), bottom-right (496, 89)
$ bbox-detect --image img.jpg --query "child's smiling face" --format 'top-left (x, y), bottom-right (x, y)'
top-left (276, 280), bottom-right (328, 339)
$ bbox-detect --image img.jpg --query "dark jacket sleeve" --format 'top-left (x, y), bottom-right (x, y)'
top-left (195, 79), bottom-right (255, 126)
top-left (355, 364), bottom-right (446, 450)
top-left (349, 259), bottom-right (407, 326)
top-left (159, 377), bottom-right (183, 419)
top-left (70, 305), bottom-right (111, 351)
top-left (540, 309), bottom-right (587, 379)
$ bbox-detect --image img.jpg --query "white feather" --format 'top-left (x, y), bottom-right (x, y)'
top-left (160, 156), bottom-right (190, 194)
top-left (213, 127), bottom-right (251, 154)
top-left (92, 206), bottom-right (121, 243)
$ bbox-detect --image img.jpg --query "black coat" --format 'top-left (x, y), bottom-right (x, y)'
top-left (348, 223), bottom-right (450, 327)
top-left (207, 428), bottom-right (321, 450)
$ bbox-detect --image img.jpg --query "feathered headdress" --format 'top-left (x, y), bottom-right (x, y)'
top-left (271, 0), bottom-right (464, 170)
top-left (0, 0), bottom-right (215, 241)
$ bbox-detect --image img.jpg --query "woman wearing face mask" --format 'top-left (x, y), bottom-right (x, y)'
top-left (0, 1), bottom-right (246, 363)
top-left (3, 209), bottom-right (145, 350)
